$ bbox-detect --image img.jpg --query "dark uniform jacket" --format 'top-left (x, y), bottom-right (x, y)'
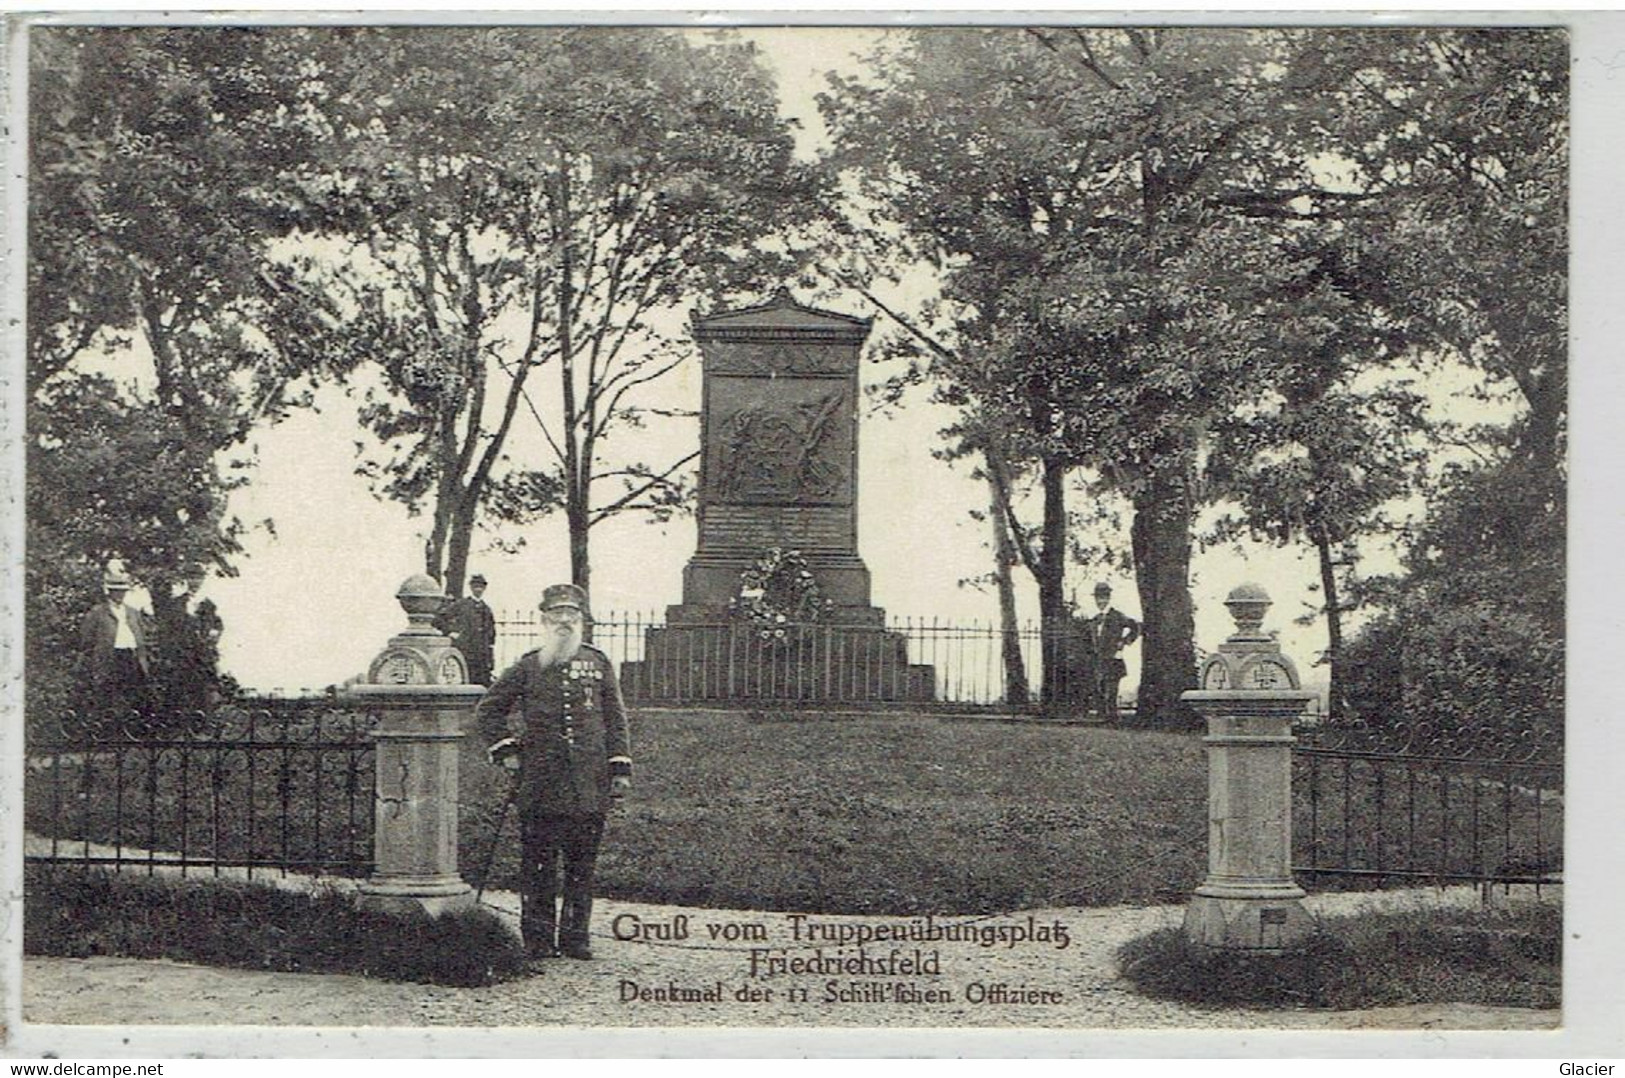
top-left (1087, 607), bottom-right (1141, 678)
top-left (78, 600), bottom-right (152, 683)
top-left (433, 596), bottom-right (496, 677)
top-left (475, 643), bottom-right (632, 817)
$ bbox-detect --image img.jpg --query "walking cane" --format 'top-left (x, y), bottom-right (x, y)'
top-left (475, 739), bottom-right (521, 906)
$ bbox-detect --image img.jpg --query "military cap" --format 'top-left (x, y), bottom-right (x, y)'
top-left (539, 583), bottom-right (589, 613)
top-left (469, 573), bottom-right (487, 586)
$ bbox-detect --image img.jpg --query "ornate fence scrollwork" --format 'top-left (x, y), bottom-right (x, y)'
top-left (1300, 719), bottom-right (1562, 767)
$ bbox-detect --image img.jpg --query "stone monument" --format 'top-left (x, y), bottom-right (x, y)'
top-left (1180, 583), bottom-right (1317, 952)
top-left (620, 290), bottom-right (934, 703)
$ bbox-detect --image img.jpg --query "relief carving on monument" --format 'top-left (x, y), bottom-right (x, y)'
top-left (712, 386), bottom-right (849, 504)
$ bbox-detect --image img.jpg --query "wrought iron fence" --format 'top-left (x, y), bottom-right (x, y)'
top-left (1292, 720), bottom-right (1563, 889)
top-left (25, 699), bottom-right (377, 879)
top-left (495, 610), bottom-right (1102, 708)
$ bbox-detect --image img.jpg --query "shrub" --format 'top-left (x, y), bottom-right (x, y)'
top-left (1117, 903), bottom-right (1560, 1010)
top-left (24, 865), bottom-right (527, 987)
top-left (350, 903), bottom-right (528, 987)
top-left (1340, 455), bottom-right (1563, 745)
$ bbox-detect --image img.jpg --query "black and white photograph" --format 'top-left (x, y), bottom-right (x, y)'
top-left (2, 11), bottom-right (1619, 1058)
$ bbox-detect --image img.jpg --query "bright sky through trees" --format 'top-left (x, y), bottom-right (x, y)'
top-left (192, 27), bottom-right (1518, 693)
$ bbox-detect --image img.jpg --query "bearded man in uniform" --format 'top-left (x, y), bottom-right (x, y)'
top-left (475, 583), bottom-right (631, 968)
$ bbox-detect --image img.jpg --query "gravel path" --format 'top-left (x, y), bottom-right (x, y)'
top-left (21, 886), bottom-right (1558, 1031)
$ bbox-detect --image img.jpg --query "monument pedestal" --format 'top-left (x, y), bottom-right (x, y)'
top-left (350, 690), bottom-right (483, 916)
top-left (1180, 700), bottom-right (1316, 952)
top-left (679, 551), bottom-right (882, 625)
top-left (621, 620), bottom-right (935, 705)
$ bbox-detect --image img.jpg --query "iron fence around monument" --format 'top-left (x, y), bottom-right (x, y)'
top-left (495, 610), bottom-right (1096, 709)
top-left (1291, 720), bottom-right (1563, 890)
top-left (25, 699), bottom-right (377, 879)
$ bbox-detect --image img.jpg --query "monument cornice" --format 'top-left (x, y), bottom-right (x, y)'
top-left (694, 325), bottom-right (872, 344)
top-left (691, 287), bottom-right (873, 343)
top-left (704, 365), bottom-right (859, 379)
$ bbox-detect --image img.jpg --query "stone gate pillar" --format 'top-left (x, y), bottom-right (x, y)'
top-left (1181, 583), bottom-right (1317, 952)
top-left (342, 574), bottom-right (485, 916)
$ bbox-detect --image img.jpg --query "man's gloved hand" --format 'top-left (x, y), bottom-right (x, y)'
top-left (488, 737), bottom-right (521, 771)
top-left (609, 775), bottom-right (631, 798)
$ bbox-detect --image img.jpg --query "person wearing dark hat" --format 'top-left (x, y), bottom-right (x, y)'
top-left (77, 559), bottom-right (154, 716)
top-left (475, 582), bottom-right (631, 967)
top-left (433, 572), bottom-right (497, 685)
top-left (1085, 582), bottom-right (1140, 724)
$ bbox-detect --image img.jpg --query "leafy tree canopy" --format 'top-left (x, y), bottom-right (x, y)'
top-left (277, 27), bottom-right (825, 594)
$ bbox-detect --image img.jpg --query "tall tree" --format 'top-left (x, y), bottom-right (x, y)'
top-left (1324, 29), bottom-right (1566, 738)
top-left (984, 444), bottom-right (1032, 706)
top-left (284, 28), bottom-right (822, 597)
top-left (825, 252), bottom-right (1044, 703)
top-left (825, 28), bottom-right (1350, 723)
top-left (932, 422), bottom-right (1034, 706)
top-left (1328, 28), bottom-right (1567, 472)
top-left (28, 27), bottom-right (325, 713)
top-left (856, 276), bottom-right (1077, 705)
top-left (1203, 226), bottom-right (1431, 717)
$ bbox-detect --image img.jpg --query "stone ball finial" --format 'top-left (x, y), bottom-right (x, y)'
top-left (1196, 582), bottom-right (1302, 692)
top-left (396, 573), bottom-right (448, 627)
top-left (1224, 582), bottom-right (1272, 638)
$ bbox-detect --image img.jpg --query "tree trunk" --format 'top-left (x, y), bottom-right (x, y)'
top-left (146, 585), bottom-right (193, 716)
top-left (443, 496), bottom-right (476, 600)
top-left (1492, 307), bottom-right (1565, 475)
top-left (1516, 369), bottom-right (1565, 477)
top-left (1311, 524), bottom-right (1344, 721)
top-left (556, 167), bottom-right (588, 606)
top-left (985, 453), bottom-right (1029, 706)
top-left (424, 521), bottom-right (447, 584)
top-left (421, 371), bottom-right (465, 585)
top-left (1129, 471), bottom-right (1197, 728)
top-left (568, 498), bottom-right (591, 597)
top-left (1037, 454), bottom-right (1070, 707)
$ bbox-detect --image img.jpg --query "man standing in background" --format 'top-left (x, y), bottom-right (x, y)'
top-left (78, 559), bottom-right (154, 718)
top-left (435, 572), bottom-right (497, 685)
top-left (476, 583), bottom-right (632, 970)
top-left (1060, 591), bottom-right (1097, 715)
top-left (1087, 582), bottom-right (1140, 724)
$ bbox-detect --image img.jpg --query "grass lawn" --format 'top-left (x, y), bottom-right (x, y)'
top-left (31, 709), bottom-right (1561, 916)
top-left (459, 711), bottom-right (1211, 914)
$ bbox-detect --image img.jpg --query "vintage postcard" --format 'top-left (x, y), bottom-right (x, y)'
top-left (2, 11), bottom-right (1620, 1059)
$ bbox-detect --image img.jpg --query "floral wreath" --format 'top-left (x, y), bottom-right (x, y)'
top-left (728, 547), bottom-right (833, 640)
